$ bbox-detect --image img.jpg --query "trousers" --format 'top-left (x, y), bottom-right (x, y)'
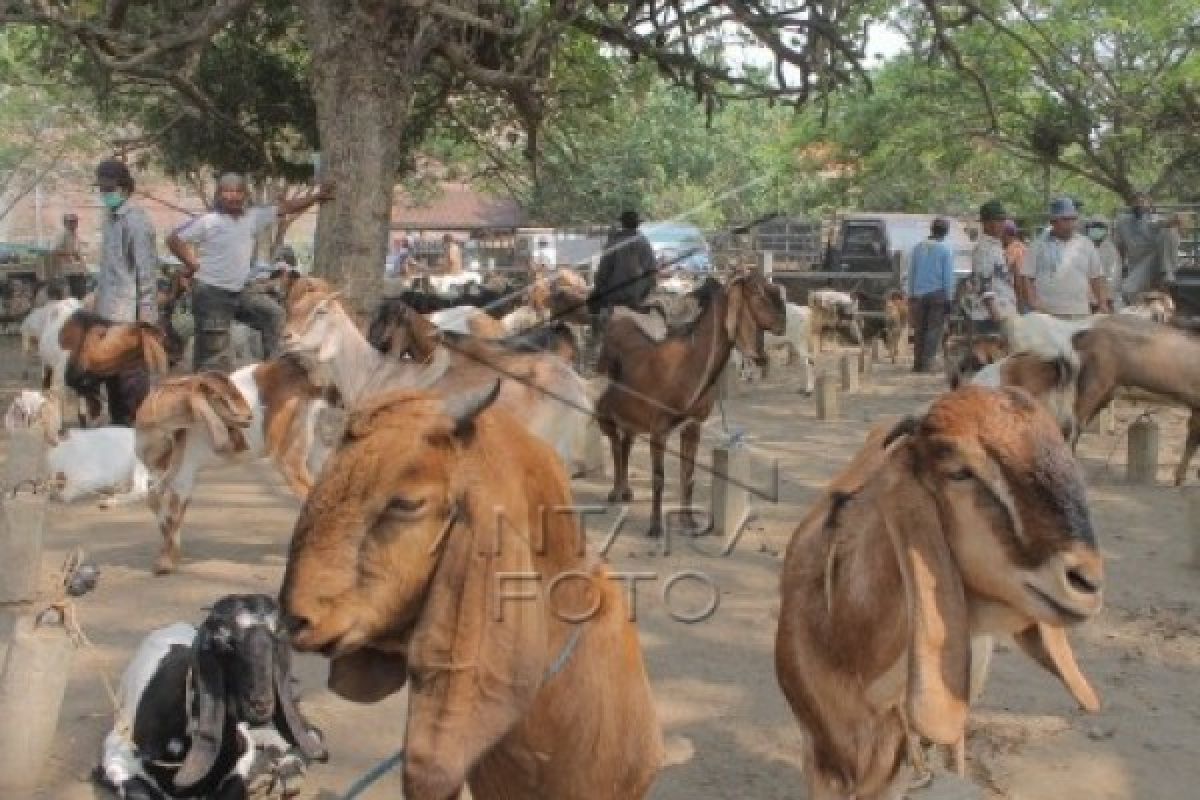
top-left (910, 290), bottom-right (949, 373)
top-left (192, 282), bottom-right (283, 372)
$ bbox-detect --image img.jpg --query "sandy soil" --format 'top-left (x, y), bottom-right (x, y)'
top-left (3, 336), bottom-right (1199, 799)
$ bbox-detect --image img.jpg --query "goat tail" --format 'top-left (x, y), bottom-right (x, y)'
top-left (141, 328), bottom-right (169, 375)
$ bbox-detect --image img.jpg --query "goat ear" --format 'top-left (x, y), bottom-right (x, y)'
top-left (1013, 623), bottom-right (1101, 712)
top-left (140, 327), bottom-right (169, 374)
top-left (441, 380), bottom-right (501, 436)
top-left (272, 637), bottom-right (328, 762)
top-left (878, 446), bottom-right (970, 746)
top-left (189, 385), bottom-right (235, 454)
top-left (883, 415), bottom-right (921, 448)
top-left (403, 493), bottom-right (546, 797)
top-left (174, 627), bottom-right (227, 789)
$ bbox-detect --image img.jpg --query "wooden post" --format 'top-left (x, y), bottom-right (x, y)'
top-left (0, 613), bottom-right (77, 793)
top-left (816, 372), bottom-right (840, 420)
top-left (1127, 416), bottom-right (1160, 485)
top-left (711, 446), bottom-right (750, 539)
top-left (1186, 488), bottom-right (1200, 569)
top-left (0, 490), bottom-right (49, 605)
top-left (839, 353), bottom-right (859, 393)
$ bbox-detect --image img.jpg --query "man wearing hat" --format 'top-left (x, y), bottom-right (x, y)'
top-left (965, 200), bottom-right (1018, 334)
top-left (587, 210), bottom-right (657, 317)
top-left (1114, 190), bottom-right (1181, 304)
top-left (1023, 197), bottom-right (1111, 319)
top-left (92, 158), bottom-right (160, 424)
top-left (167, 172), bottom-right (333, 370)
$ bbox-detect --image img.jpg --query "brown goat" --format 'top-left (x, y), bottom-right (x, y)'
top-left (596, 272), bottom-right (786, 536)
top-left (60, 310), bottom-right (169, 377)
top-left (776, 387), bottom-right (1103, 799)
top-left (882, 289), bottom-right (909, 364)
top-left (1070, 315), bottom-right (1200, 485)
top-left (281, 384), bottom-right (663, 799)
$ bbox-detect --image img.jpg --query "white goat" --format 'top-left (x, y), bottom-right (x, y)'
top-left (5, 389), bottom-right (148, 506)
top-left (135, 364), bottom-right (334, 573)
top-left (734, 301), bottom-right (817, 394)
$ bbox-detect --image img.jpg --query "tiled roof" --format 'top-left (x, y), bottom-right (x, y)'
top-left (392, 182), bottom-right (524, 230)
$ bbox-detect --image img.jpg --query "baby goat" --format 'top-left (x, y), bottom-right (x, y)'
top-left (96, 594), bottom-right (326, 799)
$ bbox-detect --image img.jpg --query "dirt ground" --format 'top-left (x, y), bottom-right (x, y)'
top-left (3, 334), bottom-right (1200, 799)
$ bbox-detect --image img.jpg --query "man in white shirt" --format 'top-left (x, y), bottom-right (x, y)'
top-left (167, 173), bottom-right (332, 370)
top-left (1022, 197), bottom-right (1111, 319)
top-left (965, 200), bottom-right (1018, 335)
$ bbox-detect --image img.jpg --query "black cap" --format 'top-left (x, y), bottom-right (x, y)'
top-left (979, 200), bottom-right (1007, 221)
top-left (619, 210), bottom-right (640, 229)
top-left (94, 158), bottom-right (134, 191)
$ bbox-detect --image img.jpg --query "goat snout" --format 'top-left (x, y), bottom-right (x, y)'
top-left (281, 611), bottom-right (311, 638)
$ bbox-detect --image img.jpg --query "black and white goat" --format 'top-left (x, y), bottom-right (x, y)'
top-left (96, 595), bottom-right (327, 799)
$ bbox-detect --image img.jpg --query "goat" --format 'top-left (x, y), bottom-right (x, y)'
top-left (135, 363), bottom-right (334, 573)
top-left (5, 389), bottom-right (149, 507)
top-left (286, 289), bottom-right (593, 472)
top-left (96, 595), bottom-right (326, 800)
top-left (60, 310), bottom-right (170, 425)
top-left (1070, 315), bottom-right (1200, 485)
top-left (281, 383), bottom-right (663, 799)
top-left (734, 301), bottom-right (817, 394)
top-left (882, 289), bottom-right (909, 364)
top-left (428, 305), bottom-right (508, 338)
top-left (971, 354), bottom-right (1080, 442)
top-left (809, 289), bottom-right (863, 350)
top-left (776, 387), bottom-right (1103, 800)
top-left (943, 333), bottom-right (1008, 389)
top-left (1120, 290), bottom-right (1175, 324)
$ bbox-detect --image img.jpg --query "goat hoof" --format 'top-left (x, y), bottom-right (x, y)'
top-left (153, 553), bottom-right (178, 575)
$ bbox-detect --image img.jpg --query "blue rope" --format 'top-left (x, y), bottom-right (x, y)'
top-left (337, 624), bottom-right (586, 799)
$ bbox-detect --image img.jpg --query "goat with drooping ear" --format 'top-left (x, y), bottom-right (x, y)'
top-left (281, 379), bottom-right (662, 799)
top-left (96, 594), bottom-right (327, 799)
top-left (776, 386), bottom-right (1104, 799)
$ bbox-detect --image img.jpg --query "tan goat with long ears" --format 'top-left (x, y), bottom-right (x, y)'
top-left (280, 383), bottom-right (663, 799)
top-left (776, 386), bottom-right (1104, 800)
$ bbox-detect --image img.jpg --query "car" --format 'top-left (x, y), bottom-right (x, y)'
top-left (642, 222), bottom-right (713, 272)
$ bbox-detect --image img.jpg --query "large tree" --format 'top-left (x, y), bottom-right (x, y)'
top-left (0, 0), bottom-right (879, 306)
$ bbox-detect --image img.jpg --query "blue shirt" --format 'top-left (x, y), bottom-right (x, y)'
top-left (907, 238), bottom-right (956, 298)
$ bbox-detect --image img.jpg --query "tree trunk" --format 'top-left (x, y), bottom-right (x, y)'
top-left (300, 1), bottom-right (408, 312)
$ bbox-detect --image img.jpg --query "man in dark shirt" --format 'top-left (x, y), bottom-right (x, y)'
top-left (588, 210), bottom-right (657, 315)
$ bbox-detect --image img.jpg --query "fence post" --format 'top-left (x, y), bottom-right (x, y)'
top-left (1127, 416), bottom-right (1160, 485)
top-left (816, 372), bottom-right (840, 420)
top-left (839, 353), bottom-right (859, 393)
top-left (762, 250), bottom-right (773, 278)
top-left (711, 446), bottom-right (751, 540)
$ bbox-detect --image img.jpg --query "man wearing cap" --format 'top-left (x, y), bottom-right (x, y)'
top-left (92, 158), bottom-right (160, 424)
top-left (906, 217), bottom-right (957, 373)
top-left (588, 210), bottom-right (657, 316)
top-left (965, 200), bottom-right (1018, 334)
top-left (1114, 191), bottom-right (1181, 304)
top-left (167, 173), bottom-right (333, 370)
top-left (1023, 198), bottom-right (1111, 319)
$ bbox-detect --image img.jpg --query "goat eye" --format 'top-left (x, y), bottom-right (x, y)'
top-left (946, 467), bottom-right (973, 481)
top-left (386, 495), bottom-right (426, 516)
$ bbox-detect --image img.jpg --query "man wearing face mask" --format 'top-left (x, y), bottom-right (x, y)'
top-left (1084, 217), bottom-right (1121, 311)
top-left (167, 173), bottom-right (333, 370)
top-left (1114, 191), bottom-right (1181, 304)
top-left (92, 159), bottom-right (160, 425)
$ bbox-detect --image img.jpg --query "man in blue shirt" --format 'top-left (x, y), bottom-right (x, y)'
top-left (907, 217), bottom-right (957, 373)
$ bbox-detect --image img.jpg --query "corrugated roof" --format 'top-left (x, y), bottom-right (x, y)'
top-left (391, 182), bottom-right (524, 230)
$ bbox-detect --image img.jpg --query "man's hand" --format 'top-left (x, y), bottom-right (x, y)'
top-left (315, 180), bottom-right (336, 202)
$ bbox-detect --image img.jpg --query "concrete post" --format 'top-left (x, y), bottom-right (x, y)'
top-left (870, 337), bottom-right (882, 364)
top-left (840, 353), bottom-right (859, 393)
top-left (762, 251), bottom-right (773, 278)
top-left (858, 347), bottom-right (872, 378)
top-left (2, 428), bottom-right (47, 492)
top-left (816, 373), bottom-right (840, 420)
top-left (0, 491), bottom-right (49, 605)
top-left (0, 613), bottom-right (77, 793)
top-left (1127, 416), bottom-right (1160, 485)
top-left (711, 446), bottom-right (750, 539)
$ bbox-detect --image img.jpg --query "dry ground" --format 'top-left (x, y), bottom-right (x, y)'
top-left (2, 335), bottom-right (1199, 799)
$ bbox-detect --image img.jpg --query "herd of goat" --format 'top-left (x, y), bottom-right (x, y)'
top-left (3, 267), bottom-right (1192, 799)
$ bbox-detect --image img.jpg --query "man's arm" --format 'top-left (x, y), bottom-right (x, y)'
top-left (166, 217), bottom-right (205, 284)
top-left (1085, 244), bottom-right (1111, 312)
top-left (130, 212), bottom-right (160, 324)
top-left (277, 182), bottom-right (335, 217)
